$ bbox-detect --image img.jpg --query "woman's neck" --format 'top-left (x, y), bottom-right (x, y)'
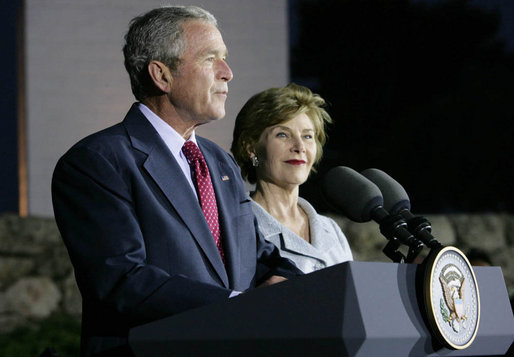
top-left (252, 182), bottom-right (310, 242)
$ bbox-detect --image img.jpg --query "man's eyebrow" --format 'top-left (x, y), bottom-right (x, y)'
top-left (202, 48), bottom-right (228, 57)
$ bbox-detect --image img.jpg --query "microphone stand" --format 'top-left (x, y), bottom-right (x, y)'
top-left (399, 210), bottom-right (443, 250)
top-left (382, 238), bottom-right (406, 263)
top-left (373, 209), bottom-right (425, 264)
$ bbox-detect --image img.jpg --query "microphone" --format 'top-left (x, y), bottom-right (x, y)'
top-left (361, 168), bottom-right (442, 250)
top-left (322, 166), bottom-right (424, 263)
top-left (321, 166), bottom-right (383, 223)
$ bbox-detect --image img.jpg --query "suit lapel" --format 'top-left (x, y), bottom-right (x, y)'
top-left (123, 106), bottom-right (229, 288)
top-left (198, 139), bottom-right (240, 288)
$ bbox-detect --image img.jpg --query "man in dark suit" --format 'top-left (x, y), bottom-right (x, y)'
top-left (51, 6), bottom-right (302, 356)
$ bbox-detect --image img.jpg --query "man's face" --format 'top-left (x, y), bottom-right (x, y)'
top-left (169, 20), bottom-right (233, 125)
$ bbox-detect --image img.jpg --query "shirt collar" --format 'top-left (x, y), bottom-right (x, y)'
top-left (137, 103), bottom-right (197, 156)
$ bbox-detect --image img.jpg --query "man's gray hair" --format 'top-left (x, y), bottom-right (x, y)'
top-left (123, 6), bottom-right (217, 101)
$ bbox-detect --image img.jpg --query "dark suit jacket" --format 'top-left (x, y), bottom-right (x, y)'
top-left (52, 104), bottom-right (302, 356)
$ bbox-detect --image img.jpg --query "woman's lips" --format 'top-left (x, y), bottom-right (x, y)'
top-left (285, 160), bottom-right (306, 165)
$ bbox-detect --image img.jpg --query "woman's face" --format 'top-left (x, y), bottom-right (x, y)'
top-left (253, 113), bottom-right (317, 189)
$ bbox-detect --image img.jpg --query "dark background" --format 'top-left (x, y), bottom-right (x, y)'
top-left (291, 0), bottom-right (514, 213)
top-left (1, 0), bottom-right (513, 214)
top-left (0, 0), bottom-right (21, 214)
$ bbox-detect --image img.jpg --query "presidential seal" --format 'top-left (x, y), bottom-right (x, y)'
top-left (424, 246), bottom-right (480, 349)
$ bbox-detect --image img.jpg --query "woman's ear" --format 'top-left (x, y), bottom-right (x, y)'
top-left (244, 141), bottom-right (255, 159)
top-left (147, 60), bottom-right (173, 93)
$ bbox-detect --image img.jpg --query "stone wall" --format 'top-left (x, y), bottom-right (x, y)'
top-left (0, 213), bottom-right (512, 334)
top-left (0, 214), bottom-right (81, 334)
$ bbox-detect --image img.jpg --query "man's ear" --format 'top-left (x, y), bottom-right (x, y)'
top-left (147, 60), bottom-right (173, 93)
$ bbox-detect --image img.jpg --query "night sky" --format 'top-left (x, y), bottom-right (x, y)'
top-left (290, 0), bottom-right (514, 213)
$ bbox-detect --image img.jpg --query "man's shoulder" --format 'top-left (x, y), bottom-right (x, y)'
top-left (197, 136), bottom-right (234, 163)
top-left (196, 135), bottom-right (223, 152)
top-left (61, 104), bottom-right (143, 158)
top-left (63, 122), bottom-right (127, 158)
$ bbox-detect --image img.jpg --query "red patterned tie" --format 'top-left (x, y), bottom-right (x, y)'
top-left (182, 141), bottom-right (225, 264)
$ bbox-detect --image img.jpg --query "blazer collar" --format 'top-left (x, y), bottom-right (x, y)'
top-left (122, 104), bottom-right (229, 288)
top-left (251, 197), bottom-right (329, 264)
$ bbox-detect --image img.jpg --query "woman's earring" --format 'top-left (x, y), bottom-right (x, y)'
top-left (252, 156), bottom-right (259, 167)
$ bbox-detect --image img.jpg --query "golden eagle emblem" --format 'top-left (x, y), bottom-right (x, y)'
top-left (439, 263), bottom-right (468, 333)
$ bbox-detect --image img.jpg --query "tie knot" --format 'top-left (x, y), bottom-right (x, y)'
top-left (182, 141), bottom-right (203, 164)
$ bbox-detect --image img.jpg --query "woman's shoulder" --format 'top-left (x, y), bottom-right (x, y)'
top-left (249, 196), bottom-right (283, 236)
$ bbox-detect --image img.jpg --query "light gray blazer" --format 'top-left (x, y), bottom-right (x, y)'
top-left (251, 197), bottom-right (353, 273)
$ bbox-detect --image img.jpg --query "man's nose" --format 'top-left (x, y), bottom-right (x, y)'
top-left (218, 60), bottom-right (233, 82)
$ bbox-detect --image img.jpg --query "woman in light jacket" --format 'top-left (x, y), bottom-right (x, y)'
top-left (231, 83), bottom-right (353, 273)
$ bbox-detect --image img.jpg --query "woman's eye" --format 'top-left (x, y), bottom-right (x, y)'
top-left (304, 134), bottom-right (313, 139)
top-left (276, 132), bottom-right (287, 138)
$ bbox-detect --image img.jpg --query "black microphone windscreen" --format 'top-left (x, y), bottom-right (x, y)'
top-left (361, 168), bottom-right (410, 214)
top-left (322, 166), bottom-right (384, 222)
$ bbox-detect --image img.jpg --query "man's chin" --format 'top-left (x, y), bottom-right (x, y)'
top-left (196, 112), bottom-right (226, 125)
top-left (211, 109), bottom-right (226, 121)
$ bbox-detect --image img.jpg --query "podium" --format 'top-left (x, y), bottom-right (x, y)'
top-left (129, 262), bottom-right (514, 356)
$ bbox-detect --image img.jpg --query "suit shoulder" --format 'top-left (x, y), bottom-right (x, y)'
top-left (197, 136), bottom-right (236, 163)
top-left (74, 122), bottom-right (126, 148)
top-left (62, 104), bottom-right (144, 157)
top-left (61, 122), bottom-right (128, 158)
top-left (196, 136), bottom-right (223, 151)
top-left (53, 122), bottom-right (136, 181)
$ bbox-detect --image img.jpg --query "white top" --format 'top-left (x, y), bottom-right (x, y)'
top-left (251, 197), bottom-right (353, 273)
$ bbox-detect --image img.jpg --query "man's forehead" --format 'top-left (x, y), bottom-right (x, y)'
top-left (182, 20), bottom-right (226, 49)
